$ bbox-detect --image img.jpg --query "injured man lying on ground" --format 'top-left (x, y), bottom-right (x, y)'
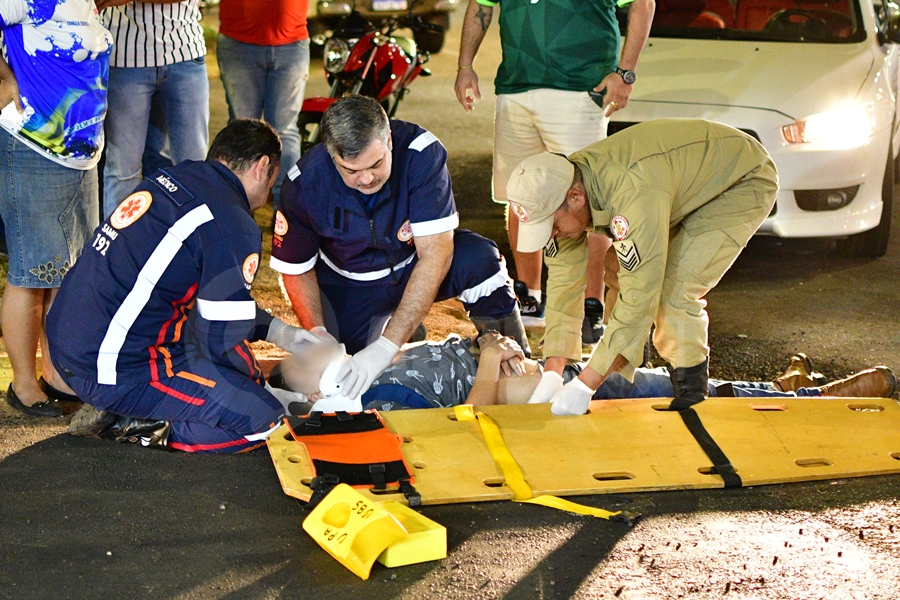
top-left (267, 332), bottom-right (897, 415)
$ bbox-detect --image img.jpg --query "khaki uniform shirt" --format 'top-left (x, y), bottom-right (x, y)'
top-left (543, 119), bottom-right (776, 380)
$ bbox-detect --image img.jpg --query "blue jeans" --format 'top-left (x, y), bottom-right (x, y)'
top-left (563, 365), bottom-right (821, 399)
top-left (0, 129), bottom-right (98, 288)
top-left (103, 58), bottom-right (210, 217)
top-left (216, 34), bottom-right (310, 202)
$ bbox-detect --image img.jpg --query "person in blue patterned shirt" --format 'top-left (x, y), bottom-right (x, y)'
top-left (0, 0), bottom-right (111, 417)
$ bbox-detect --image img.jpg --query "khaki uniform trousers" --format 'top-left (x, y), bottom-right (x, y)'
top-left (603, 174), bottom-right (775, 370)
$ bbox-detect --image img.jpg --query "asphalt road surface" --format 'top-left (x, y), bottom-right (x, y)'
top-left (3, 11), bottom-right (900, 600)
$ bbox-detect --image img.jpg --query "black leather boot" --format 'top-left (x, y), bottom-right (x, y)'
top-left (471, 305), bottom-right (532, 358)
top-left (668, 358), bottom-right (710, 411)
top-left (110, 417), bottom-right (173, 450)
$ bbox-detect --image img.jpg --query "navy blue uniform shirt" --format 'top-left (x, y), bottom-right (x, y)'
top-left (269, 120), bottom-right (458, 283)
top-left (47, 160), bottom-right (274, 386)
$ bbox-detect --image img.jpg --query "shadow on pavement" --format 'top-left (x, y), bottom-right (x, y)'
top-left (3, 432), bottom-right (900, 599)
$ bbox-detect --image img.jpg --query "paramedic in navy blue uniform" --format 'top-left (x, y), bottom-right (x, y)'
top-left (271, 96), bottom-right (529, 399)
top-left (46, 120), bottom-right (326, 453)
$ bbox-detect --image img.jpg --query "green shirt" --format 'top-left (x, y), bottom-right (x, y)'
top-left (478, 0), bottom-right (621, 95)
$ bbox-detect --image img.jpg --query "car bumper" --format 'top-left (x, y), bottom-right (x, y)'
top-left (611, 101), bottom-right (890, 238)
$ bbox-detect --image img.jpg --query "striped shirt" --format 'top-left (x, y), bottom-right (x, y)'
top-left (102, 0), bottom-right (206, 68)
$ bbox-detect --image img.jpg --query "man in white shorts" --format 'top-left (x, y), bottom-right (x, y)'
top-left (454, 0), bottom-right (655, 343)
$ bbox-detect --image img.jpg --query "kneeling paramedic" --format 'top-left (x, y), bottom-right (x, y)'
top-left (508, 119), bottom-right (778, 415)
top-left (46, 120), bottom-right (329, 453)
top-left (271, 96), bottom-right (529, 399)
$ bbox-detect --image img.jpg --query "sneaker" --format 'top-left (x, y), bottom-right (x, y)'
top-left (67, 404), bottom-right (116, 438)
top-left (582, 297), bottom-right (604, 345)
top-left (513, 280), bottom-right (545, 327)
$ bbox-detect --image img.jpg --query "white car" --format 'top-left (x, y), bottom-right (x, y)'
top-left (612, 0), bottom-right (900, 256)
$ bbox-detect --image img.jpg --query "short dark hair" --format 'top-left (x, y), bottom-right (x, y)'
top-left (320, 96), bottom-right (390, 160)
top-left (207, 119), bottom-right (281, 178)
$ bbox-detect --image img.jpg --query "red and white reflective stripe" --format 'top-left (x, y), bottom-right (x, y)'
top-left (458, 265), bottom-right (510, 304)
top-left (408, 131), bottom-right (439, 152)
top-left (196, 299), bottom-right (256, 322)
top-left (97, 205), bottom-right (214, 386)
top-left (244, 421), bottom-right (282, 442)
top-left (319, 249), bottom-right (416, 282)
top-left (269, 254), bottom-right (317, 275)
top-left (410, 212), bottom-right (459, 237)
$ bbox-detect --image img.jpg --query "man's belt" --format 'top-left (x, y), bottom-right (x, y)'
top-left (319, 250), bottom-right (416, 282)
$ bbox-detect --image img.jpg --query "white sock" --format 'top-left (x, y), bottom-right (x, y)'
top-left (528, 289), bottom-right (542, 303)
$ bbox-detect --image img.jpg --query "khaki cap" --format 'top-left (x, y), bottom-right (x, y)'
top-left (506, 153), bottom-right (575, 253)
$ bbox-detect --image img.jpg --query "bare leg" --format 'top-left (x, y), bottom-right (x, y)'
top-left (507, 208), bottom-right (542, 290)
top-left (2, 285), bottom-right (49, 406)
top-left (39, 288), bottom-right (75, 395)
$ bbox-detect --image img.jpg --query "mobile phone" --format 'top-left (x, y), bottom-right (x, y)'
top-left (588, 89), bottom-right (607, 109)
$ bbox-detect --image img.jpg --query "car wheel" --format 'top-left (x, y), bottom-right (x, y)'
top-left (414, 13), bottom-right (449, 54)
top-left (837, 152), bottom-right (894, 258)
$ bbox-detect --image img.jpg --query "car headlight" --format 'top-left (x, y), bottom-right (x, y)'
top-left (782, 105), bottom-right (874, 150)
top-left (324, 38), bottom-right (350, 74)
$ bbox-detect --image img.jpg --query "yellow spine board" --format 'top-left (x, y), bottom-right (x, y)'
top-left (269, 398), bottom-right (900, 506)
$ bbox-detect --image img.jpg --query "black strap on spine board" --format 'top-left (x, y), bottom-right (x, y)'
top-left (671, 404), bottom-right (743, 489)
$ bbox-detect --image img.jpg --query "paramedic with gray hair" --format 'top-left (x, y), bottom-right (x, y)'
top-left (270, 96), bottom-right (530, 399)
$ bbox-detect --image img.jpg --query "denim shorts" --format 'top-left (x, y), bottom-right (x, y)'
top-left (0, 128), bottom-right (99, 288)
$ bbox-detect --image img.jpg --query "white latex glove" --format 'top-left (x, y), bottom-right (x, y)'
top-left (550, 377), bottom-right (595, 416)
top-left (264, 381), bottom-right (309, 412)
top-left (527, 371), bottom-right (564, 404)
top-left (337, 336), bottom-right (400, 399)
top-left (266, 319), bottom-right (335, 353)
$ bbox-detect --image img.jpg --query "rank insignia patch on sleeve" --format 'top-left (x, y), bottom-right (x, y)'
top-left (544, 237), bottom-right (559, 258)
top-left (613, 239), bottom-right (641, 272)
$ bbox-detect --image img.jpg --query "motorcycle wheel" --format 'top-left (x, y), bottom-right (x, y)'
top-left (298, 111), bottom-right (323, 155)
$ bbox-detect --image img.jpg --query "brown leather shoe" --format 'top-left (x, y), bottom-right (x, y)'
top-left (773, 353), bottom-right (826, 392)
top-left (814, 366), bottom-right (897, 398)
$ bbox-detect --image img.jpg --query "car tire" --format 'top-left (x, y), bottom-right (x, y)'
top-left (414, 13), bottom-right (449, 54)
top-left (837, 152), bottom-right (893, 258)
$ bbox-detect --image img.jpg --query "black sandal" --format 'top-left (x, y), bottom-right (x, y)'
top-left (38, 377), bottom-right (81, 403)
top-left (5, 383), bottom-right (62, 417)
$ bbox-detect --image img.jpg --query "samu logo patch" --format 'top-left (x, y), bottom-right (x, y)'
top-left (110, 192), bottom-right (152, 230)
top-left (242, 253), bottom-right (260, 284)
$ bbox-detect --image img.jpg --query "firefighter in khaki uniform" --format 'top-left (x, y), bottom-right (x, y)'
top-left (507, 118), bottom-right (778, 415)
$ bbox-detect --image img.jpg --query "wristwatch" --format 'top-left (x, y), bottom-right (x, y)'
top-left (615, 67), bottom-right (637, 85)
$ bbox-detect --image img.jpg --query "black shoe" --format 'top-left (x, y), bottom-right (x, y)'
top-left (409, 323), bottom-right (427, 343)
top-left (5, 383), bottom-right (62, 417)
top-left (513, 281), bottom-right (545, 327)
top-left (39, 377), bottom-right (82, 403)
top-left (582, 297), bottom-right (604, 345)
top-left (68, 404), bottom-right (117, 438)
top-left (114, 417), bottom-right (172, 450)
top-left (667, 358), bottom-right (710, 411)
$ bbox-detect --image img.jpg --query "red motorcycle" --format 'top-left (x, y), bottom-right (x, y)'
top-left (298, 6), bottom-right (444, 153)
